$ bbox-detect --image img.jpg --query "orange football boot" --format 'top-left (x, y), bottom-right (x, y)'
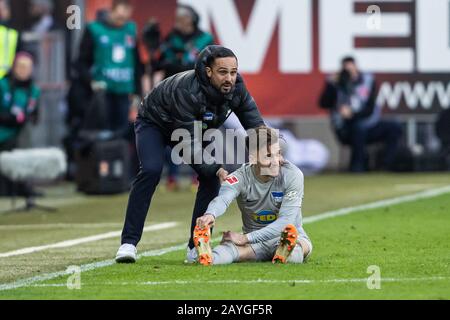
top-left (193, 225), bottom-right (213, 266)
top-left (272, 224), bottom-right (299, 264)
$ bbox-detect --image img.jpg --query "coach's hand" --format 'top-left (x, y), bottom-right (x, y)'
top-left (197, 214), bottom-right (215, 229)
top-left (216, 168), bottom-right (229, 183)
top-left (222, 231), bottom-right (249, 246)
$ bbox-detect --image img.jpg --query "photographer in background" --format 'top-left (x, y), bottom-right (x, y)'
top-left (0, 52), bottom-right (40, 196)
top-left (319, 56), bottom-right (402, 172)
top-left (0, 52), bottom-right (40, 151)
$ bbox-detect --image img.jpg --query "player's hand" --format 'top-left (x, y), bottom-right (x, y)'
top-left (216, 168), bottom-right (229, 183)
top-left (222, 231), bottom-right (248, 246)
top-left (197, 214), bottom-right (215, 229)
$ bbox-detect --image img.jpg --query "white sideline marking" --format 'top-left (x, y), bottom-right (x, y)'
top-left (0, 223), bottom-right (124, 230)
top-left (27, 276), bottom-right (449, 287)
top-left (1, 185), bottom-right (450, 292)
top-left (302, 185), bottom-right (450, 224)
top-left (0, 222), bottom-right (178, 259)
top-left (0, 242), bottom-right (188, 291)
top-left (137, 277), bottom-right (449, 286)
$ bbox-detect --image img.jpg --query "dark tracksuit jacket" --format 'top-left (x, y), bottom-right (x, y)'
top-left (138, 46), bottom-right (265, 178)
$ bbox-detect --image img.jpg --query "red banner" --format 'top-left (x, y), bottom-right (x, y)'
top-left (86, 0), bottom-right (450, 116)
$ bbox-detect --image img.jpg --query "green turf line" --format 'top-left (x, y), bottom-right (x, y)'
top-left (1, 192), bottom-right (449, 300)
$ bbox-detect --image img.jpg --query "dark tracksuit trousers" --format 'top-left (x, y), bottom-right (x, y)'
top-left (121, 118), bottom-right (220, 249)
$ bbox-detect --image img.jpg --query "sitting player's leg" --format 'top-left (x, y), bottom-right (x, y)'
top-left (272, 224), bottom-right (312, 264)
top-left (211, 242), bottom-right (239, 265)
top-left (250, 238), bottom-right (279, 262)
top-left (272, 224), bottom-right (299, 263)
top-left (286, 238), bottom-right (312, 264)
top-left (212, 242), bottom-right (256, 265)
top-left (193, 226), bottom-right (213, 266)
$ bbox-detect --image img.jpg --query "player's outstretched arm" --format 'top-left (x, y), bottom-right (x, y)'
top-left (201, 172), bottom-right (244, 221)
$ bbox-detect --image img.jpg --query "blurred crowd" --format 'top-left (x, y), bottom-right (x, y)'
top-left (0, 0), bottom-right (448, 198)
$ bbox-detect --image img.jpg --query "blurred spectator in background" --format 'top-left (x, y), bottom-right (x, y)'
top-left (153, 4), bottom-right (214, 81)
top-left (151, 4), bottom-right (214, 191)
top-left (0, 0), bottom-right (21, 79)
top-left (24, 0), bottom-right (73, 75)
top-left (319, 56), bottom-right (402, 172)
top-left (75, 0), bottom-right (143, 138)
top-left (28, 0), bottom-right (57, 34)
top-left (67, 8), bottom-right (109, 135)
top-left (69, 0), bottom-right (143, 183)
top-left (0, 52), bottom-right (40, 196)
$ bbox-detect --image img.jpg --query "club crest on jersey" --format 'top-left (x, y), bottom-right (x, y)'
top-left (271, 192), bottom-right (284, 203)
top-left (225, 175), bottom-right (239, 185)
top-left (203, 112), bottom-right (214, 121)
top-left (252, 210), bottom-right (278, 225)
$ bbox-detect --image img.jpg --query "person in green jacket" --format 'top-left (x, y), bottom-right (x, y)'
top-left (75, 0), bottom-right (143, 138)
top-left (153, 4), bottom-right (215, 80)
top-left (0, 52), bottom-right (40, 151)
top-left (0, 51), bottom-right (40, 197)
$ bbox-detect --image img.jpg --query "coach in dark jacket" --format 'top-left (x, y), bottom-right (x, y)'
top-left (116, 45), bottom-right (265, 263)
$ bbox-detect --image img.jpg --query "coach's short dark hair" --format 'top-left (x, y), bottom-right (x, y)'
top-left (205, 46), bottom-right (238, 68)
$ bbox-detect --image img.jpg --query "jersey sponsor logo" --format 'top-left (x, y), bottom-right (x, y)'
top-left (252, 210), bottom-right (278, 225)
top-left (225, 175), bottom-right (239, 185)
top-left (271, 192), bottom-right (284, 203)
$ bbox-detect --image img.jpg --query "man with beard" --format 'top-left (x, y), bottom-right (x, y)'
top-left (115, 45), bottom-right (265, 263)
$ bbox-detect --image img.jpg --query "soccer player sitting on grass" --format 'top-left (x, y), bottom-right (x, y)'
top-left (194, 126), bottom-right (312, 265)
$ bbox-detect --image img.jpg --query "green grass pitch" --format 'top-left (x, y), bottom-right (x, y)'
top-left (0, 173), bottom-right (449, 299)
